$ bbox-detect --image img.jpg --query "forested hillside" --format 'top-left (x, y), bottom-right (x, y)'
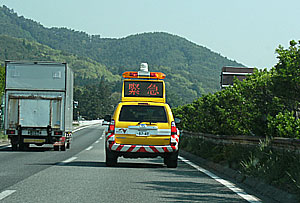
top-left (0, 5), bottom-right (244, 117)
top-left (0, 35), bottom-right (120, 83)
top-left (0, 35), bottom-right (121, 118)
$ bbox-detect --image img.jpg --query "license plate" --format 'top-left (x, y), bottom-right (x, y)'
top-left (24, 138), bottom-right (46, 143)
top-left (136, 131), bottom-right (150, 136)
top-left (29, 130), bottom-right (41, 135)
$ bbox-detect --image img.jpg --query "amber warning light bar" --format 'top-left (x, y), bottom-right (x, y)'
top-left (122, 63), bottom-right (166, 79)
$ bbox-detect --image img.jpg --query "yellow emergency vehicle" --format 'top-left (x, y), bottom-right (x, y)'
top-left (104, 63), bottom-right (180, 168)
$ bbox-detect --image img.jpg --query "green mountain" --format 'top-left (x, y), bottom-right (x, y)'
top-left (0, 5), bottom-right (244, 106)
top-left (0, 35), bottom-right (121, 83)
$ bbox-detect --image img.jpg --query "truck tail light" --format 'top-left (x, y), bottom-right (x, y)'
top-left (6, 130), bottom-right (15, 135)
top-left (54, 131), bottom-right (63, 135)
top-left (109, 120), bottom-right (115, 133)
top-left (171, 121), bottom-right (177, 135)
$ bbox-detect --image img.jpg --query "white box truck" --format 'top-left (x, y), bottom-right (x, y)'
top-left (4, 61), bottom-right (73, 151)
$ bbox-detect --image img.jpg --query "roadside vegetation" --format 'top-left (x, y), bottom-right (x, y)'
top-left (180, 137), bottom-right (300, 197)
top-left (174, 40), bottom-right (300, 139)
top-left (174, 41), bottom-right (300, 198)
top-left (0, 133), bottom-right (7, 141)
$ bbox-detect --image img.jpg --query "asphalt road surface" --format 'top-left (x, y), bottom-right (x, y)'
top-left (0, 124), bottom-right (262, 202)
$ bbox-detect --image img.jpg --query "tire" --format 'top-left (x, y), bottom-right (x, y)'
top-left (164, 151), bottom-right (179, 168)
top-left (11, 137), bottom-right (18, 151)
top-left (12, 144), bottom-right (18, 151)
top-left (66, 142), bottom-right (71, 149)
top-left (105, 148), bottom-right (118, 167)
top-left (19, 143), bottom-right (29, 151)
top-left (53, 146), bottom-right (59, 151)
top-left (166, 159), bottom-right (178, 168)
top-left (61, 143), bottom-right (66, 151)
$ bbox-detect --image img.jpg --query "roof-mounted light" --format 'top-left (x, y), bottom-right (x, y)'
top-left (122, 63), bottom-right (166, 79)
top-left (140, 63), bottom-right (148, 72)
top-left (122, 71), bottom-right (166, 79)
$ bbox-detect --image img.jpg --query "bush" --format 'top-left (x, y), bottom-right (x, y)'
top-left (174, 41), bottom-right (300, 138)
top-left (267, 111), bottom-right (300, 138)
top-left (181, 136), bottom-right (300, 196)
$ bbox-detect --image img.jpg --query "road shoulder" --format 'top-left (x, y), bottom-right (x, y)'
top-left (180, 150), bottom-right (299, 203)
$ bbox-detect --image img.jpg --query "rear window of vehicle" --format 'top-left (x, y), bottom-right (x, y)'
top-left (119, 105), bottom-right (167, 123)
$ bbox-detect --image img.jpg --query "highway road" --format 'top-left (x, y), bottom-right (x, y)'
top-left (0, 124), bottom-right (263, 202)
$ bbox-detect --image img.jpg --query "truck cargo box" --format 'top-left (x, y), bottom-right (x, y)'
top-left (4, 61), bottom-right (73, 151)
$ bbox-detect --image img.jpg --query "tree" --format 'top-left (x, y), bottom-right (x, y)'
top-left (272, 40), bottom-right (300, 112)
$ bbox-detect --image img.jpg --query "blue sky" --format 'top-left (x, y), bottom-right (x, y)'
top-left (1, 0), bottom-right (300, 69)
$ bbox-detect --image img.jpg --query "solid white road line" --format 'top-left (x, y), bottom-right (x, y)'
top-left (73, 122), bottom-right (102, 133)
top-left (0, 190), bottom-right (16, 201)
top-left (178, 156), bottom-right (261, 203)
top-left (85, 146), bottom-right (93, 151)
top-left (73, 125), bottom-right (93, 133)
top-left (62, 157), bottom-right (77, 163)
top-left (0, 145), bottom-right (11, 150)
top-left (58, 157), bottom-right (78, 166)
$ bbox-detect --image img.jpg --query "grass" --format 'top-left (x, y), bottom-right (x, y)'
top-left (0, 131), bottom-right (8, 141)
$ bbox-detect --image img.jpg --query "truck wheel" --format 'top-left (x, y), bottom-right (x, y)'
top-left (66, 142), bottom-right (71, 149)
top-left (106, 148), bottom-right (118, 167)
top-left (12, 144), bottom-right (18, 151)
top-left (61, 143), bottom-right (66, 151)
top-left (53, 146), bottom-right (59, 151)
top-left (19, 143), bottom-right (29, 151)
top-left (164, 151), bottom-right (178, 168)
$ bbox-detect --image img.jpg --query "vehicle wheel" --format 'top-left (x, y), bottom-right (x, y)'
top-left (11, 144), bottom-right (18, 151)
top-left (19, 143), bottom-right (29, 151)
top-left (164, 151), bottom-right (178, 168)
top-left (106, 148), bottom-right (118, 167)
top-left (66, 142), bottom-right (71, 149)
top-left (61, 143), bottom-right (66, 151)
top-left (53, 146), bottom-right (59, 151)
top-left (166, 159), bottom-right (178, 168)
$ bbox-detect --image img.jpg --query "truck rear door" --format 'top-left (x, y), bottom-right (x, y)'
top-left (19, 99), bottom-right (50, 127)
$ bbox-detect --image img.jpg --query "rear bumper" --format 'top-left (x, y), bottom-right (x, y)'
top-left (106, 132), bottom-right (179, 153)
top-left (109, 143), bottom-right (177, 153)
top-left (8, 134), bottom-right (61, 144)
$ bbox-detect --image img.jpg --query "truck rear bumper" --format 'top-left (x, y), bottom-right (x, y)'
top-left (8, 134), bottom-right (62, 144)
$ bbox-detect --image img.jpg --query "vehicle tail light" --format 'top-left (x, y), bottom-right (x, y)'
top-left (171, 121), bottom-right (177, 135)
top-left (109, 119), bottom-right (115, 133)
top-left (54, 131), bottom-right (63, 135)
top-left (6, 130), bottom-right (15, 135)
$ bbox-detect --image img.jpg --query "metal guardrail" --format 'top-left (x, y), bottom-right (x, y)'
top-left (182, 131), bottom-right (300, 153)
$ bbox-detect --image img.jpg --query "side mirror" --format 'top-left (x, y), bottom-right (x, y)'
top-left (104, 115), bottom-right (112, 122)
top-left (174, 118), bottom-right (181, 124)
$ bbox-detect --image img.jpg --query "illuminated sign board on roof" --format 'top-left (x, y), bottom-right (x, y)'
top-left (123, 81), bottom-right (163, 98)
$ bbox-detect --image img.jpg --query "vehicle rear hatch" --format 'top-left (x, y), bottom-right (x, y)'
top-left (114, 104), bottom-right (171, 145)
